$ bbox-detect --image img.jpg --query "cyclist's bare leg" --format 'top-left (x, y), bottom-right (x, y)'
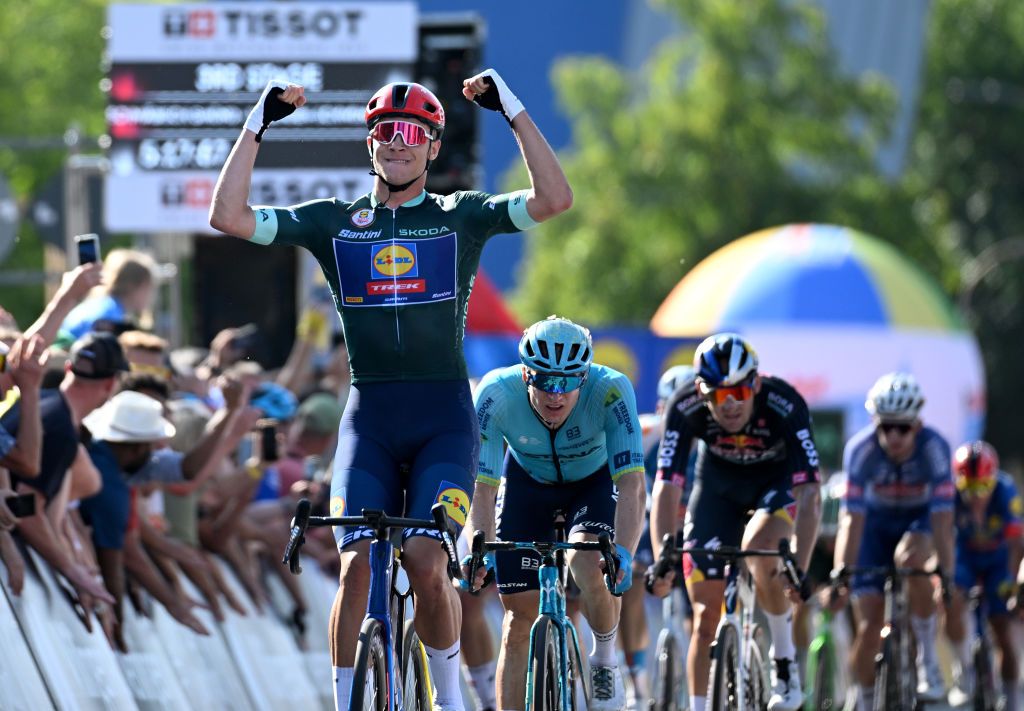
top-left (990, 613), bottom-right (1019, 689)
top-left (330, 539), bottom-right (372, 708)
top-left (850, 592), bottom-right (885, 688)
top-left (496, 590), bottom-right (540, 708)
top-left (460, 587), bottom-right (497, 710)
top-left (403, 535), bottom-right (461, 647)
top-left (566, 537), bottom-right (621, 636)
top-left (944, 588), bottom-right (970, 676)
top-left (619, 561), bottom-right (650, 697)
top-left (742, 511), bottom-right (793, 616)
top-left (896, 532), bottom-right (935, 617)
top-left (403, 535), bottom-right (464, 707)
top-left (329, 539), bottom-right (372, 667)
top-left (687, 578), bottom-right (726, 702)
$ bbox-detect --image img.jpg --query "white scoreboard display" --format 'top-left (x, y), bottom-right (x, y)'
top-left (105, 2), bottom-right (416, 233)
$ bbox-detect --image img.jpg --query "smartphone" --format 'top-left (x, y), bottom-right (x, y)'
top-left (75, 233), bottom-right (101, 265)
top-left (6, 493), bottom-right (36, 518)
top-left (258, 419), bottom-right (279, 462)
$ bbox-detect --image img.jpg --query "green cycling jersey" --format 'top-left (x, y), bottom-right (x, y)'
top-left (250, 189), bottom-right (536, 383)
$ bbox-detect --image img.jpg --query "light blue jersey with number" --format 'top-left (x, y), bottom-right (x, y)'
top-left (474, 363), bottom-right (645, 486)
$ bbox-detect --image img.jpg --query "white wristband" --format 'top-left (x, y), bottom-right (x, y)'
top-left (480, 68), bottom-right (524, 121)
top-left (244, 79), bottom-right (291, 135)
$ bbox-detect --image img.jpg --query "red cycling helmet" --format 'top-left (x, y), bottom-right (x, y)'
top-left (365, 82), bottom-right (445, 136)
top-left (953, 440), bottom-right (999, 495)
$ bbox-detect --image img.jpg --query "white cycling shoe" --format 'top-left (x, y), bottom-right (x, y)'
top-left (916, 659), bottom-right (946, 702)
top-left (589, 664), bottom-right (626, 710)
top-left (767, 658), bottom-right (803, 711)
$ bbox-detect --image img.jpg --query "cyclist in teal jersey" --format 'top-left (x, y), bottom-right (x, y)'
top-left (464, 317), bottom-right (646, 710)
top-left (209, 70), bottom-right (572, 711)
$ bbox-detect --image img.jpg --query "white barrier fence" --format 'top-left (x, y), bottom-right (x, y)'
top-left (0, 550), bottom-right (338, 711)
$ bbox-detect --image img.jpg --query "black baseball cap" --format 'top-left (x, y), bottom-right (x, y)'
top-left (69, 332), bottom-right (131, 379)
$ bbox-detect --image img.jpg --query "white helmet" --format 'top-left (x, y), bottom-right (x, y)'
top-left (657, 365), bottom-right (696, 402)
top-left (865, 372), bottom-right (925, 422)
top-left (518, 316), bottom-right (593, 375)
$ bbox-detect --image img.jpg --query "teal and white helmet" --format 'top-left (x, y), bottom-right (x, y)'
top-left (518, 316), bottom-right (593, 375)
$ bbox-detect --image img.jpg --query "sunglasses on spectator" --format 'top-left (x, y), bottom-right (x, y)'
top-left (369, 120), bottom-right (433, 147)
top-left (698, 377), bottom-right (755, 405)
top-left (877, 422), bottom-right (913, 435)
top-left (524, 370), bottom-right (587, 394)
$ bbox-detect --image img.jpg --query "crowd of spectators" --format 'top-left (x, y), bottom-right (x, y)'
top-left (0, 250), bottom-right (347, 652)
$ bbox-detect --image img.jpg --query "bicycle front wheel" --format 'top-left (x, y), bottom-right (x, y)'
top-left (972, 634), bottom-right (996, 711)
top-left (746, 623), bottom-right (771, 709)
top-left (401, 620), bottom-right (432, 711)
top-left (651, 628), bottom-right (682, 711)
top-left (351, 618), bottom-right (388, 711)
top-left (566, 623), bottom-right (589, 708)
top-left (872, 630), bottom-right (900, 711)
top-left (528, 615), bottom-right (563, 711)
top-left (708, 624), bottom-right (740, 711)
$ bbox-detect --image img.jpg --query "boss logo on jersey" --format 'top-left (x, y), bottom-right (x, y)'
top-left (350, 208), bottom-right (375, 227)
top-left (371, 243), bottom-right (418, 278)
top-left (435, 481), bottom-right (469, 527)
top-left (796, 428), bottom-right (820, 467)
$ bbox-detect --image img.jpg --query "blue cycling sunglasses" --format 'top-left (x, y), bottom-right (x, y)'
top-left (524, 369), bottom-right (587, 394)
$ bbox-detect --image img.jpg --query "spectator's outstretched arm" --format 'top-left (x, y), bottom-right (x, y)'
top-left (22, 264), bottom-right (103, 346)
top-left (14, 489), bottom-right (113, 603)
top-left (0, 336), bottom-right (48, 477)
top-left (276, 307), bottom-right (328, 395)
top-left (176, 403), bottom-right (261, 492)
top-left (123, 529), bottom-right (209, 635)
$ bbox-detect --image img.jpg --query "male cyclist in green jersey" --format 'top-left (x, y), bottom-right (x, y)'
top-left (464, 317), bottom-right (646, 710)
top-left (209, 70), bottom-right (572, 711)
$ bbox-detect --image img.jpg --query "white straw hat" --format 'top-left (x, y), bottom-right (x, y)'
top-left (84, 391), bottom-right (176, 443)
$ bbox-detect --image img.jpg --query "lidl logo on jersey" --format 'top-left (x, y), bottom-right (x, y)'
top-left (435, 481), bottom-right (469, 527)
top-left (351, 208), bottom-right (375, 227)
top-left (330, 494), bottom-right (345, 516)
top-left (371, 243), bottom-right (418, 278)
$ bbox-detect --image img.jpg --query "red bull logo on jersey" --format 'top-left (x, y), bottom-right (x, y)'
top-left (435, 481), bottom-right (469, 527)
top-left (371, 243), bottom-right (418, 278)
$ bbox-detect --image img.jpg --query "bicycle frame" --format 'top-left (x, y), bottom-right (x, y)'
top-left (282, 501), bottom-right (461, 711)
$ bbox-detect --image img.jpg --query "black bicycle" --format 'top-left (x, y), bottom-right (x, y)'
top-left (686, 540), bottom-right (807, 711)
top-left (282, 500), bottom-right (462, 710)
top-left (831, 565), bottom-right (945, 711)
top-left (644, 533), bottom-right (687, 711)
top-left (965, 585), bottom-right (998, 711)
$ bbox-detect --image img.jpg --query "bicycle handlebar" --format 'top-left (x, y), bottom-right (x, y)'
top-left (644, 533), bottom-right (680, 594)
top-left (281, 500), bottom-right (463, 581)
top-left (465, 531), bottom-right (621, 596)
top-left (687, 539), bottom-right (811, 601)
top-left (829, 564), bottom-right (949, 604)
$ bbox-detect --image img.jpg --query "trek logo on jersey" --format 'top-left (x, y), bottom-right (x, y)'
top-left (351, 208), bottom-right (375, 227)
top-left (371, 243), bottom-right (418, 278)
top-left (435, 481), bottom-right (469, 527)
top-left (367, 280), bottom-right (425, 294)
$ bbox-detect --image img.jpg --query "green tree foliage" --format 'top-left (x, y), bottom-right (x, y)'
top-left (0, 0), bottom-right (107, 324)
top-left (905, 0), bottom-right (1024, 461)
top-left (511, 0), bottom-right (923, 323)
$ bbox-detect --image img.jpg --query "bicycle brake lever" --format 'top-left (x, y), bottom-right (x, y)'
top-left (282, 499), bottom-right (312, 575)
top-left (597, 532), bottom-right (622, 597)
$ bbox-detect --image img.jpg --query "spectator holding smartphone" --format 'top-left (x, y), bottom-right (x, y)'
top-left (60, 249), bottom-right (158, 340)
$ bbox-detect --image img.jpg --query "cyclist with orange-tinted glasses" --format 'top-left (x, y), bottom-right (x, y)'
top-left (944, 440), bottom-right (1023, 710)
top-left (650, 333), bottom-right (822, 711)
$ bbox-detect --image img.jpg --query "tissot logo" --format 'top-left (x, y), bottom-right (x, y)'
top-left (163, 9), bottom-right (365, 40)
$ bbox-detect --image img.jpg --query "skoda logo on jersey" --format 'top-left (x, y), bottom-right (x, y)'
top-left (350, 208), bottom-right (375, 228)
top-left (371, 243), bottom-right (418, 278)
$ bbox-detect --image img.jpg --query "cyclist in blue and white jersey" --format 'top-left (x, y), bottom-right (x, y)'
top-left (464, 316), bottom-right (646, 711)
top-left (944, 441), bottom-right (1022, 710)
top-left (831, 372), bottom-right (955, 711)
